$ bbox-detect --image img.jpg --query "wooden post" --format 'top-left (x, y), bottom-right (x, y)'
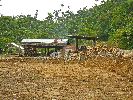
top-left (55, 47), bottom-right (57, 52)
top-left (47, 48), bottom-right (49, 56)
top-left (93, 39), bottom-right (96, 46)
top-left (44, 48), bottom-right (46, 56)
top-left (75, 38), bottom-right (78, 51)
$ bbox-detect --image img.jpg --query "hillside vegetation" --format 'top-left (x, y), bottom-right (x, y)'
top-left (0, 0), bottom-right (133, 49)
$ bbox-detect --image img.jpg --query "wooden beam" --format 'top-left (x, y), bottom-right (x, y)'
top-left (67, 35), bottom-right (97, 40)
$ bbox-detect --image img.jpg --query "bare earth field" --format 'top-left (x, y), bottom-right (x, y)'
top-left (0, 57), bottom-right (133, 100)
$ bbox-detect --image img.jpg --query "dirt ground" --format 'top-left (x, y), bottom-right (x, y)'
top-left (0, 57), bottom-right (133, 100)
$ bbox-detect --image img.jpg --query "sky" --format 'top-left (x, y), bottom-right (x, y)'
top-left (0, 0), bottom-right (102, 20)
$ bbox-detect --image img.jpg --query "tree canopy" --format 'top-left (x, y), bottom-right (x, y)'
top-left (0, 0), bottom-right (133, 49)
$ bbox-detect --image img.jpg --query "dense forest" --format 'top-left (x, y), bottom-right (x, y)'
top-left (0, 0), bottom-right (133, 50)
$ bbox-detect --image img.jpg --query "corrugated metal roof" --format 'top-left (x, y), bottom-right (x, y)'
top-left (21, 39), bottom-right (68, 44)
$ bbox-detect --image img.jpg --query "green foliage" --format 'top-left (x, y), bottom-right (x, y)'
top-left (0, 0), bottom-right (132, 49)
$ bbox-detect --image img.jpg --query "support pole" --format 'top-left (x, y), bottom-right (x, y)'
top-left (47, 48), bottom-right (49, 56)
top-left (93, 39), bottom-right (96, 47)
top-left (75, 38), bottom-right (78, 51)
top-left (45, 48), bottom-right (46, 56)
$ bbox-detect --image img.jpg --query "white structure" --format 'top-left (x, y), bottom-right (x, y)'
top-left (10, 42), bottom-right (24, 50)
top-left (21, 39), bottom-right (68, 45)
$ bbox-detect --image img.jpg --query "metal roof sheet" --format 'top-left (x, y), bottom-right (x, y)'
top-left (21, 39), bottom-right (68, 44)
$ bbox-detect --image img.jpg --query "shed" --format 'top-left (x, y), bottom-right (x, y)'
top-left (67, 35), bottom-right (98, 51)
top-left (21, 39), bottom-right (68, 56)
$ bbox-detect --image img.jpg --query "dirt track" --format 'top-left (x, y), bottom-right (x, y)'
top-left (0, 57), bottom-right (133, 99)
